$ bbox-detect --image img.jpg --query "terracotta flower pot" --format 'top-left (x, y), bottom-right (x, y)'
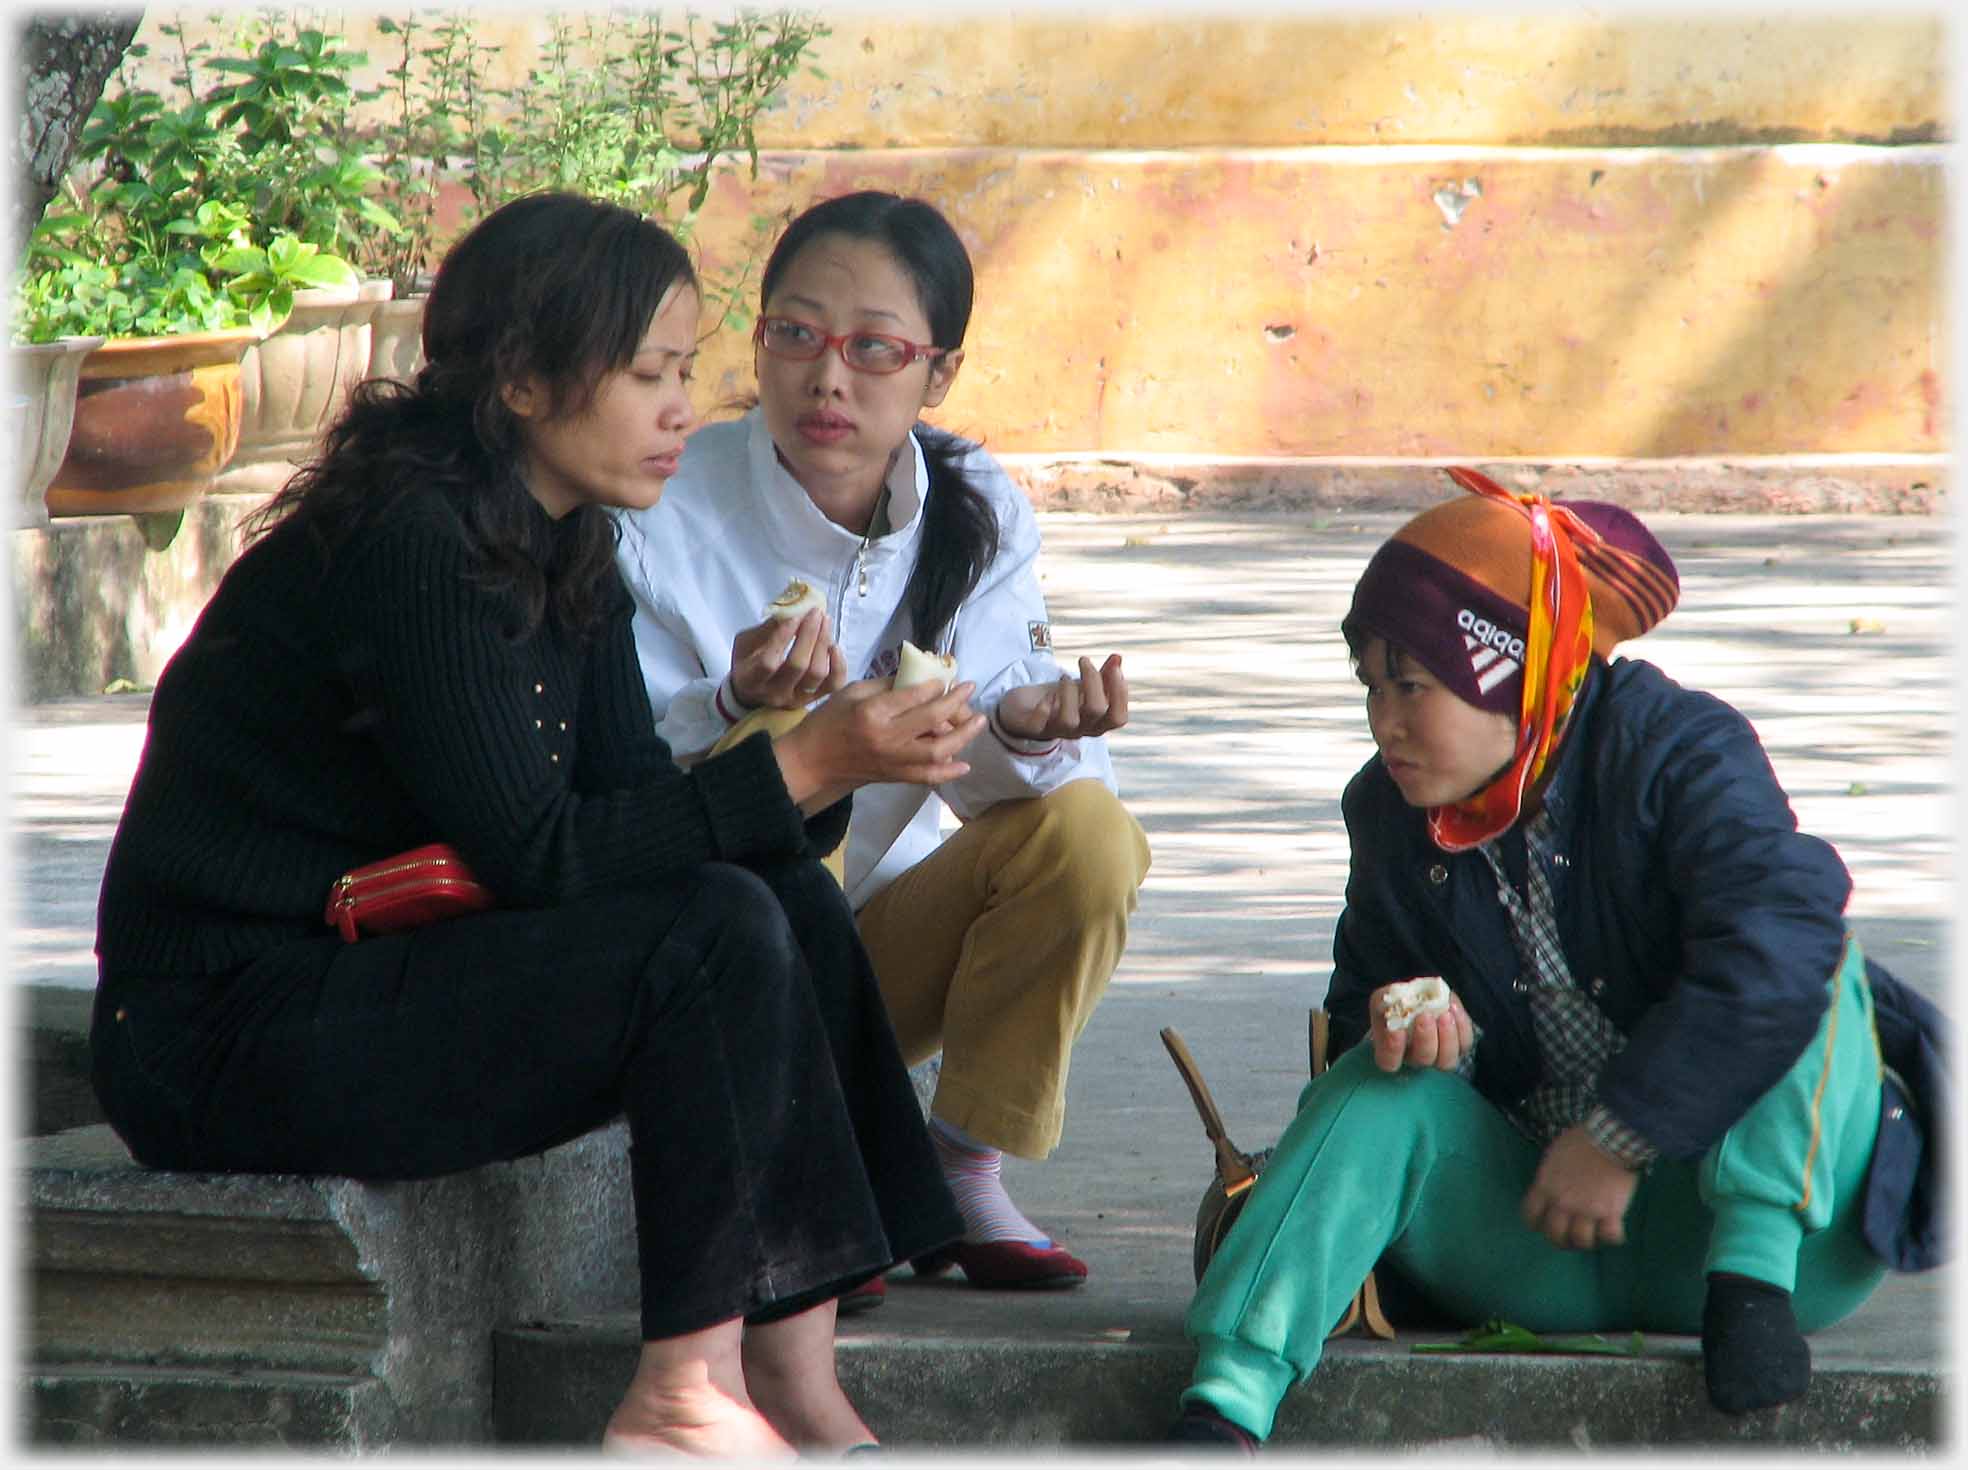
top-left (9, 335), bottom-right (105, 527)
top-left (44, 328), bottom-right (260, 518)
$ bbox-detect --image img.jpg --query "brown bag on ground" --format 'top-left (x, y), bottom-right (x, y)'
top-left (1161, 1012), bottom-right (1394, 1341)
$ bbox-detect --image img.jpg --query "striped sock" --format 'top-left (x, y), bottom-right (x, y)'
top-left (930, 1118), bottom-right (1050, 1246)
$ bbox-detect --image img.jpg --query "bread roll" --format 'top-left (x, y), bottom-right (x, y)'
top-left (894, 639), bottom-right (958, 693)
top-left (1380, 976), bottom-right (1453, 1033)
top-left (764, 578), bottom-right (825, 623)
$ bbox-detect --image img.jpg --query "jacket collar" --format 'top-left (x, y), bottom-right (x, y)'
top-left (742, 407), bottom-right (928, 556)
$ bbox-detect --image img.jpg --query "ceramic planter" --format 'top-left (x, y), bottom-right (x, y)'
top-left (9, 336), bottom-right (105, 527)
top-left (345, 277), bottom-right (395, 401)
top-left (229, 284), bottom-right (380, 480)
top-left (44, 328), bottom-right (260, 518)
top-left (367, 293), bottom-right (428, 385)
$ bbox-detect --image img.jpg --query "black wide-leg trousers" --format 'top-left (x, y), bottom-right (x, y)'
top-left (91, 857), bottom-right (962, 1339)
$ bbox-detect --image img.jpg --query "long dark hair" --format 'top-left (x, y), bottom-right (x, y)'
top-left (248, 191), bottom-right (696, 639)
top-left (760, 190), bottom-right (1000, 648)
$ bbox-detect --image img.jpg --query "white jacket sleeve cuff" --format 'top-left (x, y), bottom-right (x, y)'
top-left (988, 703), bottom-right (1061, 758)
top-left (713, 675), bottom-right (754, 728)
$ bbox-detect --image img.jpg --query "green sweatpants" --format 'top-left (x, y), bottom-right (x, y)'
top-left (1183, 939), bottom-right (1887, 1441)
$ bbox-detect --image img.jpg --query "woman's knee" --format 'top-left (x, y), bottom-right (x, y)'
top-left (1026, 780), bottom-right (1151, 899)
top-left (651, 863), bottom-right (803, 998)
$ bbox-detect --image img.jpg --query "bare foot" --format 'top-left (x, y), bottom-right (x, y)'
top-left (743, 1356), bottom-right (874, 1452)
top-left (602, 1383), bottom-right (796, 1459)
top-left (742, 1301), bottom-right (874, 1452)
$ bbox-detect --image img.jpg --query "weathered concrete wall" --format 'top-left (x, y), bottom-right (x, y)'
top-left (111, 12), bottom-right (1946, 463)
top-left (10, 494), bottom-right (265, 700)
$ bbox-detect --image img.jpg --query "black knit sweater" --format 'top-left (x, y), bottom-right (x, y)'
top-left (96, 487), bottom-right (846, 980)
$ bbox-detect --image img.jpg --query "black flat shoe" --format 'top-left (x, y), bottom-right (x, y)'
top-left (1165, 1406), bottom-right (1259, 1453)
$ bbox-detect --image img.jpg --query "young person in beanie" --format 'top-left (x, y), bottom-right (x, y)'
top-left (1167, 468), bottom-right (1947, 1450)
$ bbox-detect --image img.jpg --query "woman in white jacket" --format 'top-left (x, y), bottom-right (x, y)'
top-left (617, 191), bottom-right (1150, 1293)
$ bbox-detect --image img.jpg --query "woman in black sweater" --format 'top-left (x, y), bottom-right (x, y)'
top-left (89, 192), bottom-right (979, 1457)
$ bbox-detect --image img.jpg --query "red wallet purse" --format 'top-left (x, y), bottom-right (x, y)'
top-left (324, 843), bottom-right (495, 942)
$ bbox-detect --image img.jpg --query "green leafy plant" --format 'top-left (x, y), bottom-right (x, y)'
top-left (19, 7), bottom-right (826, 344)
top-left (13, 192), bottom-right (355, 343)
top-left (194, 20), bottom-right (400, 255)
top-left (211, 231), bottom-right (362, 330)
top-left (357, 10), bottom-right (495, 295)
top-left (462, 8), bottom-right (830, 335)
top-left (11, 10), bottom-right (382, 344)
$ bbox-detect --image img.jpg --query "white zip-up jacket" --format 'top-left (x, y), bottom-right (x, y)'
top-left (615, 409), bottom-right (1118, 911)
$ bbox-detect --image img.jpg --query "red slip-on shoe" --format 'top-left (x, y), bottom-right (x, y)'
top-left (920, 1239), bottom-right (1089, 1289)
top-left (836, 1273), bottom-right (887, 1315)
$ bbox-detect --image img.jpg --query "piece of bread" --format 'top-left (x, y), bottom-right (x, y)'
top-left (764, 578), bottom-right (825, 623)
top-left (1380, 976), bottom-right (1453, 1032)
top-left (894, 639), bottom-right (958, 693)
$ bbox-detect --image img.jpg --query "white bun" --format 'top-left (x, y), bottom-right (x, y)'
top-left (894, 639), bottom-right (958, 693)
top-left (765, 579), bottom-right (826, 622)
top-left (1381, 976), bottom-right (1453, 1033)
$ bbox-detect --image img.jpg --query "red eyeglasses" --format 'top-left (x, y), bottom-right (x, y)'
top-left (754, 316), bottom-right (949, 375)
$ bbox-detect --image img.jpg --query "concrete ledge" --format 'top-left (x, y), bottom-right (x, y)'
top-left (21, 984), bottom-right (102, 1135)
top-left (493, 1315), bottom-right (1946, 1452)
top-left (23, 1119), bottom-right (641, 1445)
top-left (1000, 456), bottom-right (1949, 516)
top-left (10, 492), bottom-right (269, 702)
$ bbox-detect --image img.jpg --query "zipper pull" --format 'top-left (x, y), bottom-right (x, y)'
top-left (855, 542), bottom-right (870, 597)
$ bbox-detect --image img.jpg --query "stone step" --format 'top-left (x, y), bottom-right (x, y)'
top-left (21, 1120), bottom-right (644, 1447)
top-left (26, 1363), bottom-right (393, 1449)
top-left (492, 1313), bottom-right (1944, 1452)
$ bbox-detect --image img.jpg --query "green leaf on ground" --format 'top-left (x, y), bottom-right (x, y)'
top-left (1411, 1318), bottom-right (1645, 1357)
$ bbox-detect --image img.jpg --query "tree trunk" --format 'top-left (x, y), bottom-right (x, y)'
top-left (12, 10), bottom-right (144, 266)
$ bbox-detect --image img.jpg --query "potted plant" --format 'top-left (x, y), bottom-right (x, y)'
top-left (11, 16), bottom-right (385, 523)
top-left (8, 333), bottom-right (102, 529)
top-left (11, 196), bottom-right (266, 523)
top-left (132, 16), bottom-right (398, 488)
top-left (11, 199), bottom-right (370, 524)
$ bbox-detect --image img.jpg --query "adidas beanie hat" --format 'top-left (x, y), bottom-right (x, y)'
top-left (1342, 494), bottom-right (1680, 716)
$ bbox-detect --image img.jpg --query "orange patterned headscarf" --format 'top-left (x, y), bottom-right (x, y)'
top-left (1428, 469), bottom-right (1598, 849)
top-left (1342, 467), bottom-right (1681, 852)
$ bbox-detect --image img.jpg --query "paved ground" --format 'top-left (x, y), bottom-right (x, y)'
top-left (10, 509), bottom-right (1954, 1447)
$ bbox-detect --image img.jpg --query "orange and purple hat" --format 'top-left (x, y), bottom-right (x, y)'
top-left (1342, 493), bottom-right (1681, 714)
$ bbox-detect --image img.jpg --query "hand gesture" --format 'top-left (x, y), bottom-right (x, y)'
top-left (1367, 980), bottom-right (1474, 1073)
top-left (773, 677), bottom-right (987, 813)
top-left (730, 609), bottom-right (847, 711)
top-left (1520, 1124), bottom-right (1639, 1250)
top-left (996, 653), bottom-right (1130, 742)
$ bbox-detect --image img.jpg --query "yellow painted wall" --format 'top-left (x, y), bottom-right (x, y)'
top-left (120, 11), bottom-right (1950, 460)
top-left (686, 143), bottom-right (1945, 458)
top-left (760, 15), bottom-right (1945, 149)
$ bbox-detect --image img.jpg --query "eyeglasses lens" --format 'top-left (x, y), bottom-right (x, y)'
top-left (846, 339), bottom-right (907, 373)
top-left (761, 319), bottom-right (916, 375)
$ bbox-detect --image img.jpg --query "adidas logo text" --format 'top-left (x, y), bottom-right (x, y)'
top-left (1458, 609), bottom-right (1523, 694)
top-left (1457, 608), bottom-right (1525, 661)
